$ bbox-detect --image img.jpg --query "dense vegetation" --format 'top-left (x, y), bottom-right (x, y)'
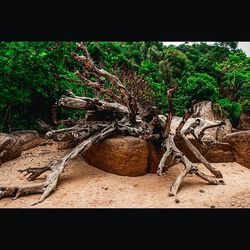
top-left (0, 41), bottom-right (249, 132)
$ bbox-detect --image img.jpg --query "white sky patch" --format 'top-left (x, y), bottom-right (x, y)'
top-left (163, 42), bottom-right (250, 56)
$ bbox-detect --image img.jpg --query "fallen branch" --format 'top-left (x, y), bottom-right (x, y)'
top-left (59, 96), bottom-right (129, 114)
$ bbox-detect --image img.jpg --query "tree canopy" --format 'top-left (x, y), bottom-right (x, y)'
top-left (0, 41), bottom-right (249, 132)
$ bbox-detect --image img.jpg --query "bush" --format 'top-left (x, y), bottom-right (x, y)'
top-left (184, 73), bottom-right (219, 102)
top-left (241, 100), bottom-right (250, 114)
top-left (216, 98), bottom-right (242, 125)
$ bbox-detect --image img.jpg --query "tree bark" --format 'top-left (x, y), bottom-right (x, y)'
top-left (59, 96), bottom-right (129, 114)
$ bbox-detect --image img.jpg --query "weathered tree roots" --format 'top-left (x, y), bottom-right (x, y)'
top-left (156, 85), bottom-right (224, 202)
top-left (0, 125), bottom-right (117, 205)
top-left (157, 134), bottom-right (224, 203)
top-left (18, 166), bottom-right (52, 181)
top-left (0, 42), bottom-right (225, 205)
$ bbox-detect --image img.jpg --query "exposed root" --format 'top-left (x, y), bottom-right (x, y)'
top-left (157, 138), bottom-right (174, 176)
top-left (165, 142), bottom-right (225, 202)
top-left (59, 95), bottom-right (129, 114)
top-left (157, 88), bottom-right (224, 201)
top-left (0, 125), bottom-right (117, 204)
top-left (192, 167), bottom-right (225, 185)
top-left (197, 121), bottom-right (226, 141)
top-left (18, 166), bottom-right (51, 181)
top-left (0, 183), bottom-right (47, 200)
top-left (45, 123), bottom-right (109, 142)
top-left (180, 133), bottom-right (223, 178)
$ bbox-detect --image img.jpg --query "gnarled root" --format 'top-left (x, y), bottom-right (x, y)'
top-left (157, 134), bottom-right (224, 203)
top-left (0, 183), bottom-right (47, 201)
top-left (0, 125), bottom-right (117, 205)
top-left (180, 133), bottom-right (223, 178)
top-left (18, 166), bottom-right (52, 181)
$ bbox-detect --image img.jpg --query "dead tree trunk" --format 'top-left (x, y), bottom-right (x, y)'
top-left (0, 42), bottom-right (225, 205)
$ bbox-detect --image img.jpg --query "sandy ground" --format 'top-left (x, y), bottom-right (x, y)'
top-left (0, 142), bottom-right (250, 208)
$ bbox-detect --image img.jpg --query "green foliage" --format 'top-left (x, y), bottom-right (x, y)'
top-left (216, 98), bottom-right (242, 124)
top-left (215, 42), bottom-right (239, 51)
top-left (170, 73), bottom-right (219, 117)
top-left (0, 41), bottom-right (249, 132)
top-left (57, 124), bottom-right (66, 130)
top-left (161, 49), bottom-right (189, 78)
top-left (241, 99), bottom-right (250, 114)
top-left (0, 42), bottom-right (86, 132)
top-left (185, 73), bottom-right (219, 102)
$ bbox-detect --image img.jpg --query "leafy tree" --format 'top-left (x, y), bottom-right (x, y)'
top-left (184, 73), bottom-right (219, 102)
top-left (0, 41), bottom-right (249, 131)
top-left (215, 41), bottom-right (239, 51)
top-left (216, 98), bottom-right (242, 125)
top-left (0, 42), bottom-right (86, 132)
top-left (214, 51), bottom-right (250, 114)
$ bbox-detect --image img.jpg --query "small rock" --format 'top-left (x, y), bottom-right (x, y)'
top-left (199, 189), bottom-right (205, 193)
top-left (211, 205), bottom-right (215, 208)
top-left (219, 180), bottom-right (225, 185)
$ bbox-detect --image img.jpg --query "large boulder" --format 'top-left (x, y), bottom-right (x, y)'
top-left (203, 142), bottom-right (234, 163)
top-left (0, 130), bottom-right (41, 165)
top-left (0, 133), bottom-right (21, 165)
top-left (83, 136), bottom-right (150, 176)
top-left (192, 101), bottom-right (232, 141)
top-left (192, 101), bottom-right (217, 120)
top-left (170, 101), bottom-right (232, 141)
top-left (11, 130), bottom-right (41, 151)
top-left (222, 131), bottom-right (250, 168)
top-left (147, 142), bottom-right (164, 173)
top-left (174, 136), bottom-right (234, 163)
top-left (170, 117), bottom-right (231, 141)
top-left (238, 113), bottom-right (250, 130)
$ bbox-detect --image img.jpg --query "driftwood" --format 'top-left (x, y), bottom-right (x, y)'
top-left (0, 43), bottom-right (225, 205)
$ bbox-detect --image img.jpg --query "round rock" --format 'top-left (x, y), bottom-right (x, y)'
top-left (83, 136), bottom-right (150, 176)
